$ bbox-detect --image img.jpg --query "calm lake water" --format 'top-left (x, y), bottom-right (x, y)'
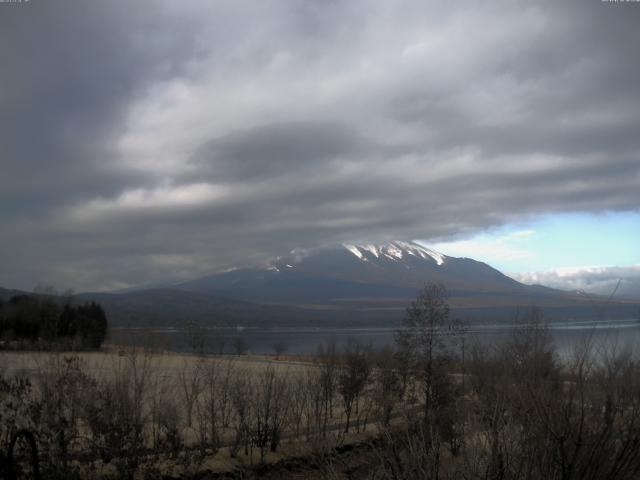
top-left (110, 318), bottom-right (640, 356)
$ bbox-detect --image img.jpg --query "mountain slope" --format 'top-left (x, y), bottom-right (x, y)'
top-left (173, 241), bottom-right (624, 313)
top-left (175, 241), bottom-right (528, 303)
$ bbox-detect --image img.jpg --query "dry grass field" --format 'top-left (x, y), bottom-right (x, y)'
top-left (0, 348), bottom-right (310, 381)
top-left (0, 346), bottom-right (389, 478)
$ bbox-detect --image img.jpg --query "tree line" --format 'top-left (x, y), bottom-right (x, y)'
top-left (0, 295), bottom-right (108, 349)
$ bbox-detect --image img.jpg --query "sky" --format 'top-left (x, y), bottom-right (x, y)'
top-left (1, 0), bottom-right (639, 294)
top-left (431, 211), bottom-right (640, 298)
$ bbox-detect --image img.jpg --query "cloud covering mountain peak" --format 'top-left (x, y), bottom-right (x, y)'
top-left (1, 1), bottom-right (639, 291)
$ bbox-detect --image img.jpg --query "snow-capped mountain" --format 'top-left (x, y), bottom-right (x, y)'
top-left (62, 241), bottom-right (640, 327)
top-left (174, 241), bottom-right (541, 309)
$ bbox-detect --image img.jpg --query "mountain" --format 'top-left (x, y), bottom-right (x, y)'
top-left (175, 241), bottom-right (517, 305)
top-left (172, 241), bottom-right (639, 320)
top-left (4, 242), bottom-right (638, 328)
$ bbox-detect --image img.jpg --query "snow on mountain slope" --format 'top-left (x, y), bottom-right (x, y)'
top-left (342, 241), bottom-right (446, 265)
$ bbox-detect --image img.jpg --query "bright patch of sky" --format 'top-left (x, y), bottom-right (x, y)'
top-left (428, 211), bottom-right (640, 273)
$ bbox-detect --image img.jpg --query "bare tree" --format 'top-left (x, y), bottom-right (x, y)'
top-left (233, 337), bottom-right (248, 356)
top-left (371, 346), bottom-right (403, 428)
top-left (186, 321), bottom-right (208, 355)
top-left (84, 350), bottom-right (154, 480)
top-left (22, 353), bottom-right (94, 478)
top-left (303, 368), bottom-right (324, 441)
top-left (178, 356), bottom-right (205, 428)
top-left (287, 373), bottom-right (309, 439)
top-left (195, 357), bottom-right (236, 452)
top-left (156, 398), bottom-right (182, 453)
top-left (250, 366), bottom-right (290, 462)
top-left (395, 284), bottom-right (464, 426)
top-left (229, 366), bottom-right (252, 458)
top-left (316, 341), bottom-right (339, 437)
top-left (272, 341), bottom-right (288, 359)
top-left (338, 339), bottom-right (371, 433)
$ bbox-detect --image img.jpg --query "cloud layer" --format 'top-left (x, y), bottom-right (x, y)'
top-left (512, 266), bottom-right (640, 301)
top-left (1, 1), bottom-right (639, 290)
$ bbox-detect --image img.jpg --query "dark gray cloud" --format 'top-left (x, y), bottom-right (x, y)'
top-left (190, 121), bottom-right (370, 181)
top-left (0, 0), bottom-right (199, 217)
top-left (1, 0), bottom-right (639, 291)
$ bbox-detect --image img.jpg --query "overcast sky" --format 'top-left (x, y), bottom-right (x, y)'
top-left (1, 0), bottom-right (639, 293)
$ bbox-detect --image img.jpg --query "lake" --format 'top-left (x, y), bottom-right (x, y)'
top-left (110, 317), bottom-right (640, 357)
